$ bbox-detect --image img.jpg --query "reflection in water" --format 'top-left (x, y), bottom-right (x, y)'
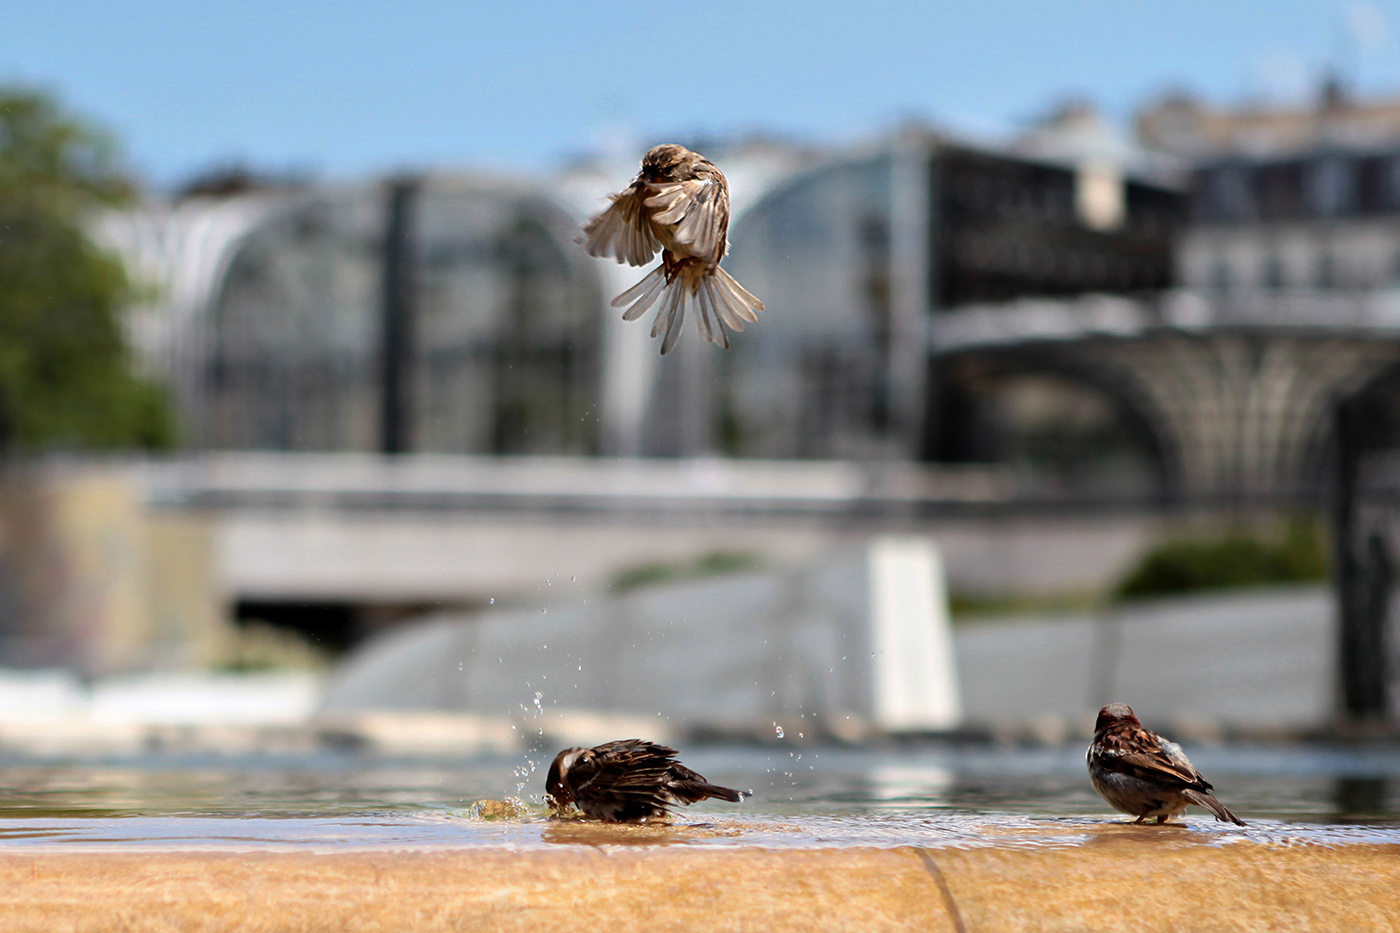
top-left (860, 765), bottom-right (954, 804)
top-left (539, 820), bottom-right (744, 847)
top-left (1335, 776), bottom-right (1392, 821)
top-left (1078, 821), bottom-right (1233, 852)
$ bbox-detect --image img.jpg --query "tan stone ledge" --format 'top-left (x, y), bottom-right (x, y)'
top-left (0, 838), bottom-right (1397, 932)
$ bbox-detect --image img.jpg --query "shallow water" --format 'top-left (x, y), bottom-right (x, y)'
top-left (1, 743), bottom-right (1398, 850)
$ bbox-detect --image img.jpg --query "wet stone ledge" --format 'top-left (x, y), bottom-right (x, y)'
top-left (1, 833), bottom-right (1397, 932)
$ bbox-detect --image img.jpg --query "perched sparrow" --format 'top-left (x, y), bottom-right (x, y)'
top-left (1087, 703), bottom-right (1246, 826)
top-left (545, 739), bottom-right (751, 823)
top-left (580, 144), bottom-right (763, 355)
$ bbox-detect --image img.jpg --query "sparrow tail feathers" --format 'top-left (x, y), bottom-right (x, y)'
top-left (673, 781), bottom-right (752, 804)
top-left (1184, 789), bottom-right (1247, 826)
top-left (611, 263), bottom-right (762, 355)
top-left (612, 266), bottom-right (667, 320)
top-left (712, 266), bottom-right (762, 323)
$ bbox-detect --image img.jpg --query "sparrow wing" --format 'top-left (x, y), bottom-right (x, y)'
top-left (1098, 728), bottom-right (1212, 791)
top-left (580, 184), bottom-right (660, 267)
top-left (644, 175), bottom-right (729, 264)
top-left (588, 739), bottom-right (680, 764)
top-left (571, 740), bottom-right (679, 809)
top-left (1154, 737), bottom-right (1215, 789)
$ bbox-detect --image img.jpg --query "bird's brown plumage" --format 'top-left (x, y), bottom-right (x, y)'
top-left (1087, 703), bottom-right (1246, 826)
top-left (580, 144), bottom-right (763, 355)
top-left (545, 739), bottom-right (750, 822)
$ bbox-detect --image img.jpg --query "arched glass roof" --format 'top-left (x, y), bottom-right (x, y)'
top-left (105, 175), bottom-right (606, 454)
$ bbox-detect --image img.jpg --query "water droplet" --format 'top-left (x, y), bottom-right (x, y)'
top-left (542, 609), bottom-right (548, 615)
top-left (457, 662), bottom-right (464, 671)
top-left (577, 665), bottom-right (582, 671)
top-left (571, 576), bottom-right (576, 582)
top-left (489, 598), bottom-right (495, 605)
top-left (773, 723), bottom-right (785, 738)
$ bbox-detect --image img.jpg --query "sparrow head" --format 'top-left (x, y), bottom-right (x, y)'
top-left (545, 747), bottom-right (588, 808)
top-left (1094, 703), bottom-right (1141, 734)
top-left (640, 144), bottom-right (705, 183)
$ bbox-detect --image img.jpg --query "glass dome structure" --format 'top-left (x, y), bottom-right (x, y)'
top-left (106, 175), bottom-right (605, 455)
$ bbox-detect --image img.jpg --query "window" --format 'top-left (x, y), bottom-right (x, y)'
top-left (1256, 162), bottom-right (1306, 219)
top-left (1357, 157), bottom-right (1390, 214)
top-left (1309, 157), bottom-right (1355, 217)
top-left (1193, 165), bottom-right (1255, 222)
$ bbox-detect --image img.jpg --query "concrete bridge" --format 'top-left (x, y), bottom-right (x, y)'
top-left (0, 454), bottom-right (1162, 673)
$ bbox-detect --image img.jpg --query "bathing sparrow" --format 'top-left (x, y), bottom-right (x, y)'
top-left (546, 739), bottom-right (751, 822)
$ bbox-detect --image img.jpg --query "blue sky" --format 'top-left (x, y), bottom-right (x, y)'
top-left (4, 1), bottom-right (1399, 188)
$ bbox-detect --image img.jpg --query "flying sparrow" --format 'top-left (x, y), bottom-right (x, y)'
top-left (545, 739), bottom-right (752, 822)
top-left (580, 144), bottom-right (763, 355)
top-left (1087, 703), bottom-right (1246, 826)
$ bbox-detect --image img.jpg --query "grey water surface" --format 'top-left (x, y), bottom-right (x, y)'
top-left (0, 743), bottom-right (1397, 850)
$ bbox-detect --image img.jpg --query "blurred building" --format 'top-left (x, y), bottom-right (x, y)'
top-left (1137, 80), bottom-right (1400, 159)
top-left (693, 128), bottom-right (1182, 491)
top-left (101, 133), bottom-right (1184, 486)
top-left (103, 174), bottom-right (604, 457)
top-left (919, 88), bottom-right (1400, 504)
top-left (1137, 82), bottom-right (1400, 296)
top-left (92, 99), bottom-right (1400, 512)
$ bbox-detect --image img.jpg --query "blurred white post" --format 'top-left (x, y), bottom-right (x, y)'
top-left (867, 536), bottom-right (962, 730)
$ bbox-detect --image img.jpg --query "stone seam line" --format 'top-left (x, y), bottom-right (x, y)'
top-left (913, 847), bottom-right (969, 933)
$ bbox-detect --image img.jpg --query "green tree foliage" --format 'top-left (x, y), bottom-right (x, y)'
top-left (1115, 517), bottom-right (1330, 600)
top-left (0, 88), bottom-right (173, 451)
